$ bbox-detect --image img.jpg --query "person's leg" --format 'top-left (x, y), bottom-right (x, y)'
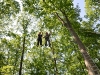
top-left (40, 39), bottom-right (42, 46)
top-left (37, 40), bottom-right (39, 46)
top-left (45, 39), bottom-right (47, 46)
top-left (48, 40), bottom-right (51, 47)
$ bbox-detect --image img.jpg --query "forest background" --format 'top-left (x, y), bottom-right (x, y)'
top-left (0, 0), bottom-right (100, 75)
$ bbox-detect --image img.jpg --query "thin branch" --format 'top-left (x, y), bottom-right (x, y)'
top-left (55, 12), bottom-right (65, 25)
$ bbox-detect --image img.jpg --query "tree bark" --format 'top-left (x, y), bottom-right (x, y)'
top-left (56, 12), bottom-right (100, 75)
top-left (19, 35), bottom-right (26, 75)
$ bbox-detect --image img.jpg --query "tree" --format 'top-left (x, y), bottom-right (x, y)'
top-left (23, 0), bottom-right (100, 75)
top-left (1, 0), bottom-right (100, 75)
top-left (0, 0), bottom-right (20, 18)
top-left (85, 0), bottom-right (100, 32)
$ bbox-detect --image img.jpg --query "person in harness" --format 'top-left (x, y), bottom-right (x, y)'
top-left (44, 32), bottom-right (51, 47)
top-left (37, 32), bottom-right (43, 47)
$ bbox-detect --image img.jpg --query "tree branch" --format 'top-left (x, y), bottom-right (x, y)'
top-left (55, 12), bottom-right (65, 25)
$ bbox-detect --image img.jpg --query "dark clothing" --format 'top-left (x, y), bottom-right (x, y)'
top-left (37, 34), bottom-right (42, 46)
top-left (45, 39), bottom-right (51, 47)
top-left (44, 34), bottom-right (50, 40)
top-left (37, 34), bottom-right (42, 40)
top-left (44, 34), bottom-right (51, 47)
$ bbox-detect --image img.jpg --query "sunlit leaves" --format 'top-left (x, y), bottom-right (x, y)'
top-left (84, 1), bottom-right (100, 65)
top-left (0, 0), bottom-right (20, 18)
top-left (85, 0), bottom-right (100, 22)
top-left (1, 0), bottom-right (100, 75)
top-left (0, 65), bottom-right (13, 75)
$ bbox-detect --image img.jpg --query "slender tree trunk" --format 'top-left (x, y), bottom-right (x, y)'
top-left (19, 35), bottom-right (26, 75)
top-left (56, 12), bottom-right (100, 75)
top-left (51, 44), bottom-right (58, 75)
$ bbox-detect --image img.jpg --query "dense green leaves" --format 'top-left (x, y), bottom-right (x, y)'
top-left (0, 0), bottom-right (100, 75)
top-left (0, 0), bottom-right (20, 18)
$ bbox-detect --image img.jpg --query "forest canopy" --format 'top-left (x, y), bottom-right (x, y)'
top-left (0, 0), bottom-right (100, 75)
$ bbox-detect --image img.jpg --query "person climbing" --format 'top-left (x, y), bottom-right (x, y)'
top-left (44, 32), bottom-right (51, 47)
top-left (37, 32), bottom-right (43, 47)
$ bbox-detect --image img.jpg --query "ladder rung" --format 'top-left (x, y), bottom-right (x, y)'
top-left (92, 66), bottom-right (98, 69)
top-left (84, 54), bottom-right (89, 56)
top-left (84, 55), bottom-right (91, 59)
top-left (91, 66), bottom-right (99, 72)
top-left (82, 53), bottom-right (100, 75)
top-left (93, 72), bottom-right (99, 74)
top-left (86, 56), bottom-right (91, 60)
top-left (84, 54), bottom-right (89, 57)
top-left (88, 59), bottom-right (93, 62)
top-left (88, 59), bottom-right (94, 63)
top-left (93, 69), bottom-right (99, 71)
top-left (93, 71), bottom-right (99, 74)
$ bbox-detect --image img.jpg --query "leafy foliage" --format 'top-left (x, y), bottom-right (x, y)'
top-left (0, 0), bottom-right (20, 18)
top-left (0, 0), bottom-right (100, 75)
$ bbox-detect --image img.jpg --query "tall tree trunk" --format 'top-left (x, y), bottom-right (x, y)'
top-left (19, 35), bottom-right (26, 75)
top-left (56, 12), bottom-right (100, 75)
top-left (51, 44), bottom-right (58, 75)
